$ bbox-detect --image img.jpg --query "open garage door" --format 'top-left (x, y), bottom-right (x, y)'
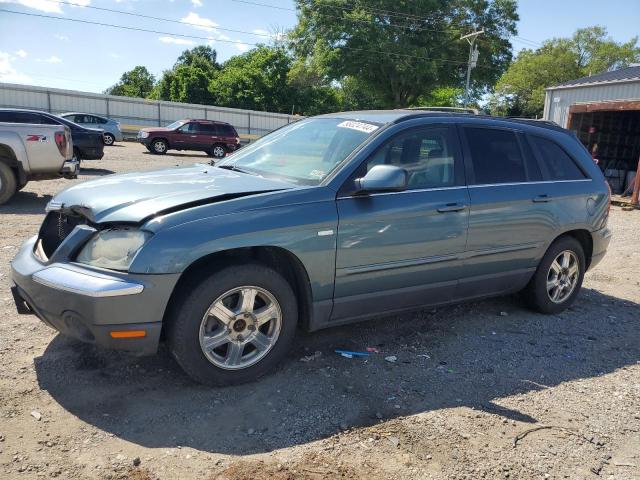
top-left (568, 102), bottom-right (640, 194)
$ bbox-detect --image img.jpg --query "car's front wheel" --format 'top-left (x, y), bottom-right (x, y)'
top-left (103, 133), bottom-right (115, 146)
top-left (167, 264), bottom-right (298, 386)
top-left (152, 139), bottom-right (168, 154)
top-left (523, 236), bottom-right (585, 314)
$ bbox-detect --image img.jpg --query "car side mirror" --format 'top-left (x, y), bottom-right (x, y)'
top-left (355, 165), bottom-right (408, 193)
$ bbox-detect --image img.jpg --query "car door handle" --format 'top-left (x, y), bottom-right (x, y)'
top-left (190, 135), bottom-right (197, 138)
top-left (437, 203), bottom-right (467, 213)
top-left (532, 194), bottom-right (552, 203)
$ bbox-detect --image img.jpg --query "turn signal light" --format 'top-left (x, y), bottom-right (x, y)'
top-left (110, 330), bottom-right (146, 339)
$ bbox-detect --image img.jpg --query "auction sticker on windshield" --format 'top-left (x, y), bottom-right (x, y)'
top-left (337, 120), bottom-right (379, 134)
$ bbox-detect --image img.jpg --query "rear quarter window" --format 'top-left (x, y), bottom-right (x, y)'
top-left (528, 135), bottom-right (586, 180)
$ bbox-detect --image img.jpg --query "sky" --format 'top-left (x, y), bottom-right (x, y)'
top-left (0, 0), bottom-right (639, 94)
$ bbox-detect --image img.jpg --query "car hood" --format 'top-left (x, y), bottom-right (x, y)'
top-left (48, 164), bottom-right (294, 223)
top-left (140, 127), bottom-right (172, 133)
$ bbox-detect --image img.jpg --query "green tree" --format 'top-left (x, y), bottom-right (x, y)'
top-left (151, 46), bottom-right (219, 104)
top-left (104, 66), bottom-right (155, 98)
top-left (209, 46), bottom-right (294, 112)
top-left (489, 26), bottom-right (640, 117)
top-left (175, 45), bottom-right (219, 73)
top-left (289, 0), bottom-right (518, 108)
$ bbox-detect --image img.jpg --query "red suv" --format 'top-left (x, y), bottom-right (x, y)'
top-left (137, 119), bottom-right (240, 158)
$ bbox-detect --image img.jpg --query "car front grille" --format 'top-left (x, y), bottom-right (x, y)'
top-left (38, 211), bottom-right (86, 259)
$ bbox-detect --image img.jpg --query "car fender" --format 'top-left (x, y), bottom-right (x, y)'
top-left (130, 196), bottom-right (339, 304)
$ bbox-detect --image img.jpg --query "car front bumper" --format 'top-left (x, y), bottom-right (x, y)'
top-left (11, 236), bottom-right (180, 355)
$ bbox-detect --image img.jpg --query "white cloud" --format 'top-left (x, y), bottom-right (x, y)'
top-left (181, 11), bottom-right (217, 31)
top-left (109, 53), bottom-right (121, 59)
top-left (15, 49), bottom-right (27, 58)
top-left (54, 34), bottom-right (69, 41)
top-left (159, 36), bottom-right (196, 46)
top-left (234, 42), bottom-right (250, 53)
top-left (0, 51), bottom-right (32, 83)
top-left (191, 0), bottom-right (202, 7)
top-left (37, 55), bottom-right (62, 64)
top-left (252, 29), bottom-right (269, 36)
top-left (0, 0), bottom-right (90, 13)
top-left (0, 0), bottom-right (61, 13)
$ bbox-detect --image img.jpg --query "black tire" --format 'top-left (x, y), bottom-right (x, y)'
top-left (208, 144), bottom-right (227, 159)
top-left (152, 139), bottom-right (168, 155)
top-left (0, 162), bottom-right (17, 205)
top-left (167, 263), bottom-right (298, 386)
top-left (523, 236), bottom-right (585, 314)
top-left (103, 133), bottom-right (115, 146)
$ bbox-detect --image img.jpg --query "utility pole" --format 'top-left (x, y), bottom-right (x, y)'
top-left (461, 30), bottom-right (484, 106)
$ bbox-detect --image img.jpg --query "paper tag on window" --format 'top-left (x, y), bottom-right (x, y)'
top-left (337, 120), bottom-right (379, 134)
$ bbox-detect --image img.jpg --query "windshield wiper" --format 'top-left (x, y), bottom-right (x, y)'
top-left (217, 164), bottom-right (256, 175)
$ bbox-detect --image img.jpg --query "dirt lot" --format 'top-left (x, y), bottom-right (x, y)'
top-left (0, 142), bottom-right (638, 480)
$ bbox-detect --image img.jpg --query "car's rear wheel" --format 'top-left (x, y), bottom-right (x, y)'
top-left (523, 236), bottom-right (585, 314)
top-left (103, 133), bottom-right (115, 146)
top-left (167, 263), bottom-right (298, 386)
top-left (208, 144), bottom-right (226, 159)
top-left (152, 139), bottom-right (168, 155)
top-left (0, 162), bottom-right (17, 205)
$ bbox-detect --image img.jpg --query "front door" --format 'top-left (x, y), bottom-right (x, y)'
top-left (174, 122), bottom-right (196, 149)
top-left (332, 125), bottom-right (470, 321)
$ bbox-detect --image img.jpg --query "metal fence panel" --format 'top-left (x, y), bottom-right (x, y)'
top-left (0, 82), bottom-right (299, 138)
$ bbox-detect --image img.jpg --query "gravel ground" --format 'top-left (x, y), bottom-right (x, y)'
top-left (0, 143), bottom-right (638, 480)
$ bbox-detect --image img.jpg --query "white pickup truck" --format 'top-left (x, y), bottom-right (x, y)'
top-left (0, 122), bottom-right (78, 204)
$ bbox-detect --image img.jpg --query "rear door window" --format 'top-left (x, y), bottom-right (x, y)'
top-left (196, 123), bottom-right (217, 135)
top-left (464, 127), bottom-right (533, 184)
top-left (528, 135), bottom-right (586, 180)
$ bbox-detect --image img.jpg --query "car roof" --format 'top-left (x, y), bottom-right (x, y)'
top-left (182, 118), bottom-right (231, 125)
top-left (61, 112), bottom-right (107, 118)
top-left (318, 109), bottom-right (570, 134)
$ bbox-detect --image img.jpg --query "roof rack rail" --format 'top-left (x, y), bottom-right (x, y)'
top-left (405, 106), bottom-right (482, 115)
top-left (504, 117), bottom-right (560, 127)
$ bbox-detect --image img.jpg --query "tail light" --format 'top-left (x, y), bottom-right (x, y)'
top-left (54, 130), bottom-right (67, 158)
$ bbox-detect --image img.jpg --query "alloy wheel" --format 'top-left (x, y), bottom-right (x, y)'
top-left (212, 146), bottom-right (226, 158)
top-left (546, 250), bottom-right (579, 304)
top-left (199, 286), bottom-right (282, 370)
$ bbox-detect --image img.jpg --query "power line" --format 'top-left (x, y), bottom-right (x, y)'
top-left (230, 0), bottom-right (541, 49)
top-left (41, 0), bottom-right (273, 39)
top-left (230, 0), bottom-right (469, 35)
top-left (0, 8), bottom-right (472, 66)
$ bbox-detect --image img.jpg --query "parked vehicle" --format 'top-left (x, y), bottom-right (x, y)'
top-left (0, 109), bottom-right (104, 161)
top-left (60, 112), bottom-right (123, 146)
top-left (0, 120), bottom-right (76, 204)
top-left (137, 119), bottom-right (240, 158)
top-left (11, 111), bottom-right (612, 386)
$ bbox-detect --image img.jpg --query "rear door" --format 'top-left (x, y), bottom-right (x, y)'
top-left (332, 124), bottom-right (470, 320)
top-left (458, 125), bottom-right (556, 298)
top-left (193, 122), bottom-right (217, 150)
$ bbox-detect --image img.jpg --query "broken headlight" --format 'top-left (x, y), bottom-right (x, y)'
top-left (76, 228), bottom-right (152, 271)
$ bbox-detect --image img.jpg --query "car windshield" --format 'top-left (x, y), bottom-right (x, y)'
top-left (166, 120), bottom-right (185, 130)
top-left (219, 117), bottom-right (381, 185)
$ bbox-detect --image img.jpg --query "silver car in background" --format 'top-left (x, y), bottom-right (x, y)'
top-left (60, 112), bottom-right (123, 145)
